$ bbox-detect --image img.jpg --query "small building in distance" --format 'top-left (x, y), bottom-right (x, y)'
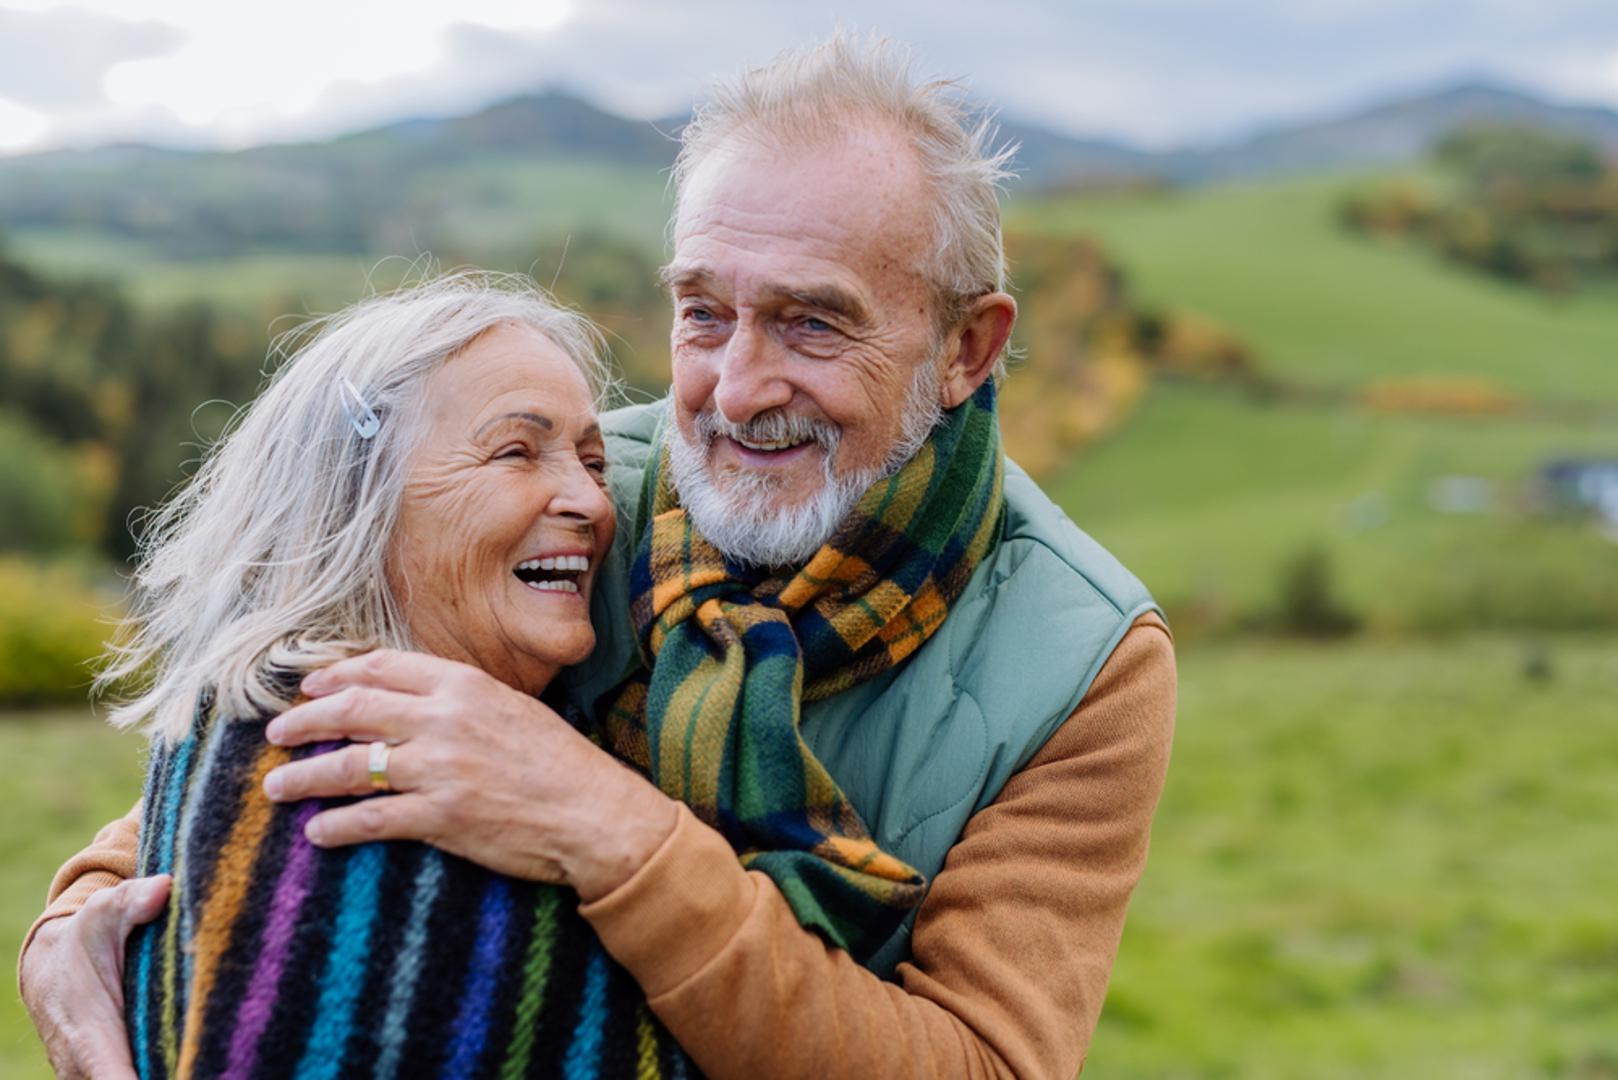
top-left (1535, 459), bottom-right (1618, 527)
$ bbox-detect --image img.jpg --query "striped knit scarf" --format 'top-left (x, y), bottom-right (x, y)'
top-left (604, 380), bottom-right (1005, 961)
top-left (127, 692), bottom-right (693, 1079)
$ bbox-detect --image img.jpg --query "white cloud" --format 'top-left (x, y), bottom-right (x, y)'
top-left (0, 0), bottom-right (1614, 155)
top-left (0, 95), bottom-right (49, 151)
top-left (0, 6), bottom-right (182, 108)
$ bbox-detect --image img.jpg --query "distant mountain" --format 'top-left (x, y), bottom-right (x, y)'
top-left (993, 119), bottom-right (1161, 186)
top-left (1169, 80), bottom-right (1618, 182)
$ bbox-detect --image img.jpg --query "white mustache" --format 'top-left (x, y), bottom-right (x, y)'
top-left (691, 408), bottom-right (841, 454)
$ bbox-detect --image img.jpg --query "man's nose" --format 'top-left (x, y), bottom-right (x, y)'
top-left (712, 317), bottom-right (792, 425)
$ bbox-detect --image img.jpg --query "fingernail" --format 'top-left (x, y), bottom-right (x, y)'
top-left (265, 720), bottom-right (284, 744)
top-left (305, 819), bottom-right (326, 846)
top-left (263, 770), bottom-right (284, 800)
top-left (135, 877), bottom-right (167, 905)
top-left (301, 670), bottom-right (329, 694)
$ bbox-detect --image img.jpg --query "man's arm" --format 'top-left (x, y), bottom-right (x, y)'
top-left (17, 801), bottom-right (164, 1080)
top-left (17, 799), bottom-right (142, 995)
top-left (581, 613), bottom-right (1176, 1080)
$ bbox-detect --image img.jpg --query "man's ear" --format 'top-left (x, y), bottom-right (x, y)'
top-left (938, 292), bottom-right (1017, 409)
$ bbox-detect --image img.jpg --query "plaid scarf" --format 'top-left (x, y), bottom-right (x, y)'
top-left (605, 381), bottom-right (1005, 961)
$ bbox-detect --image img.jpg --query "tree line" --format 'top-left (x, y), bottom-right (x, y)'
top-left (1340, 125), bottom-right (1618, 294)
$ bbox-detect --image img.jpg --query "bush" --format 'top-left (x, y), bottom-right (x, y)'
top-left (1274, 544), bottom-right (1360, 638)
top-left (0, 557), bottom-right (117, 707)
top-left (0, 411), bottom-right (105, 552)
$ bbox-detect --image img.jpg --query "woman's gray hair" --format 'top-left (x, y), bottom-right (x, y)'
top-left (672, 30), bottom-right (1018, 376)
top-left (96, 270), bottom-right (612, 743)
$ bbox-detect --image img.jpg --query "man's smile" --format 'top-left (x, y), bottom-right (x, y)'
top-left (718, 434), bottom-right (823, 470)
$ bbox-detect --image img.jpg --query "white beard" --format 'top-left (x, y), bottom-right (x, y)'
top-left (667, 360), bottom-right (945, 569)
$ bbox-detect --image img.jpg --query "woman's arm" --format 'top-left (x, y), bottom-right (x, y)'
top-left (580, 614), bottom-right (1176, 1080)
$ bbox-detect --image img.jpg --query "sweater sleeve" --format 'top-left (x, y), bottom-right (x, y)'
top-left (16, 799), bottom-right (143, 997)
top-left (580, 612), bottom-right (1176, 1080)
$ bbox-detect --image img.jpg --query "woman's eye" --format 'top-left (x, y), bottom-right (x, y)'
top-left (683, 305), bottom-right (715, 323)
top-left (584, 458), bottom-right (607, 475)
top-left (494, 444), bottom-right (530, 461)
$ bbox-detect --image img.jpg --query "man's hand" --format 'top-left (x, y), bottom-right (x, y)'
top-left (262, 650), bottom-right (678, 901)
top-left (21, 875), bottom-right (170, 1080)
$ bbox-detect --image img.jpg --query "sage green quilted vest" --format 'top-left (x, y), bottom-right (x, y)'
top-left (564, 402), bottom-right (1160, 979)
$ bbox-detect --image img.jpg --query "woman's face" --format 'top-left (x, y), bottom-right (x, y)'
top-left (389, 322), bottom-right (615, 695)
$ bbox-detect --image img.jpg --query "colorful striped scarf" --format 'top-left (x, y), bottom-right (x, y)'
top-left (125, 694), bottom-right (693, 1079)
top-left (604, 381), bottom-right (1005, 961)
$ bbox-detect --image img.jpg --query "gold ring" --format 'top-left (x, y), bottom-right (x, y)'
top-left (367, 740), bottom-right (392, 793)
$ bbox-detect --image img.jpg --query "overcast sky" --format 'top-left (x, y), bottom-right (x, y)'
top-left (2, 0), bottom-right (1616, 156)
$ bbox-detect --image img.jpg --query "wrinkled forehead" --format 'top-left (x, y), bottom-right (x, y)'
top-left (678, 123), bottom-right (933, 244)
top-left (671, 127), bottom-right (936, 302)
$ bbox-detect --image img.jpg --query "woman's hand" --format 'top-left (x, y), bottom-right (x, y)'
top-left (261, 650), bottom-right (677, 901)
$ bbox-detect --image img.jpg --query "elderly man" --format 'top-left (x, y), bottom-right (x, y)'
top-left (21, 35), bottom-right (1173, 1079)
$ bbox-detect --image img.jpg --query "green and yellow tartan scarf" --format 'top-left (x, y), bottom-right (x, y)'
top-left (604, 380), bottom-right (1005, 961)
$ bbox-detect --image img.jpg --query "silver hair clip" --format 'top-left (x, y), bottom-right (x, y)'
top-left (338, 376), bottom-right (381, 439)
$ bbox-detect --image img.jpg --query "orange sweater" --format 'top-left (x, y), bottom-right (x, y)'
top-left (23, 613), bottom-right (1174, 1079)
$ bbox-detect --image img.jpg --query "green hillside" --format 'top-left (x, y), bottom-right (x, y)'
top-left (1015, 175), bottom-right (1618, 403)
top-left (9, 157), bottom-right (672, 314)
top-left (1022, 174), bottom-right (1618, 634)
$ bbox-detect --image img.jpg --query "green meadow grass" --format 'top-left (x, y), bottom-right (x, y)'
top-left (1011, 176), bottom-right (1618, 405)
top-left (1050, 382), bottom-right (1618, 635)
top-left (1088, 634), bottom-right (1618, 1078)
top-left (0, 710), bottom-right (144, 1079)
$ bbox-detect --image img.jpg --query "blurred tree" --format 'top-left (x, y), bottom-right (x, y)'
top-left (0, 241), bottom-right (263, 557)
top-left (1342, 125), bottom-right (1618, 293)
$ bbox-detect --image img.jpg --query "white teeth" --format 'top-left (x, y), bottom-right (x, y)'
top-left (516, 555), bottom-right (590, 573)
top-left (738, 437), bottom-right (805, 452)
top-left (524, 579), bottom-right (580, 594)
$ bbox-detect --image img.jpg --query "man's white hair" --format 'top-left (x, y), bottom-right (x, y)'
top-left (672, 30), bottom-right (1018, 377)
top-left (96, 270), bottom-right (611, 743)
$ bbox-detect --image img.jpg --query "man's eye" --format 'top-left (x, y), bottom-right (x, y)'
top-left (801, 317), bottom-right (834, 333)
top-left (684, 306), bottom-right (716, 323)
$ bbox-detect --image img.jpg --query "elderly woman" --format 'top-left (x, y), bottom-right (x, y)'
top-left (105, 273), bottom-right (691, 1078)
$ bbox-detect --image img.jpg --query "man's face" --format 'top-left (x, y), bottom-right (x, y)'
top-left (663, 123), bottom-right (944, 565)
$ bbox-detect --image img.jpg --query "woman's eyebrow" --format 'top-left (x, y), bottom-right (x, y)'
top-left (473, 411), bottom-right (555, 439)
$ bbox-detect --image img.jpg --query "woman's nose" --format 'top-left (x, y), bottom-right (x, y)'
top-left (548, 459), bottom-right (614, 526)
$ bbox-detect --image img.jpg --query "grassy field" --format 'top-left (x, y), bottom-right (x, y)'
top-left (1029, 173), bottom-right (1618, 636)
top-left (1089, 634), bottom-right (1618, 1077)
top-left (1049, 381), bottom-right (1618, 635)
top-left (3, 635), bottom-right (1614, 1077)
top-left (1012, 176), bottom-right (1618, 405)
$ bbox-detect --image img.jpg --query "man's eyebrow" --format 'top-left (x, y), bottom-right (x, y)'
top-left (660, 265), bottom-right (871, 324)
top-left (473, 411), bottom-right (555, 439)
top-left (773, 284), bottom-right (870, 325)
